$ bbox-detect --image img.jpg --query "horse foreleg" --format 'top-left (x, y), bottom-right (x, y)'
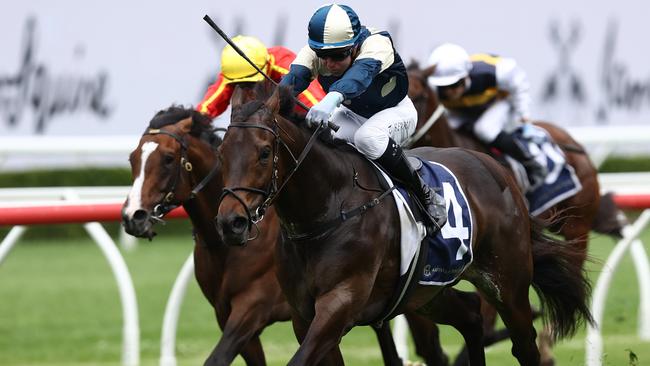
top-left (453, 295), bottom-right (499, 366)
top-left (290, 314), bottom-right (345, 366)
top-left (288, 287), bottom-right (363, 366)
top-left (204, 301), bottom-right (269, 366)
top-left (371, 322), bottom-right (404, 366)
top-left (415, 288), bottom-right (485, 366)
top-left (403, 311), bottom-right (449, 366)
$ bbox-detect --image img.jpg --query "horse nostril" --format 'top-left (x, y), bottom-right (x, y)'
top-left (133, 209), bottom-right (149, 223)
top-left (231, 216), bottom-right (249, 233)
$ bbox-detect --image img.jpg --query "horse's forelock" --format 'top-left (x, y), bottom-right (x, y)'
top-left (149, 105), bottom-right (193, 129)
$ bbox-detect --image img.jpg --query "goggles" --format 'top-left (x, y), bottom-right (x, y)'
top-left (314, 47), bottom-right (353, 61)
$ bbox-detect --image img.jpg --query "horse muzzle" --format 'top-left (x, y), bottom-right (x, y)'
top-left (215, 212), bottom-right (250, 246)
top-left (122, 208), bottom-right (157, 240)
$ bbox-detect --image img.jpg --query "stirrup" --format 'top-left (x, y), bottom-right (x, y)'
top-left (420, 187), bottom-right (447, 234)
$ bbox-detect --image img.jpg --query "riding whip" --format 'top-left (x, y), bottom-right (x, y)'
top-left (202, 15), bottom-right (339, 131)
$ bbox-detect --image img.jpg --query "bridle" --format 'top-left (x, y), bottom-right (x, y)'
top-left (143, 127), bottom-right (221, 221)
top-left (220, 116), bottom-right (396, 243)
top-left (218, 118), bottom-right (327, 239)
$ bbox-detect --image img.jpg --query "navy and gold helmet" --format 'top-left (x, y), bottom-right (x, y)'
top-left (308, 4), bottom-right (361, 51)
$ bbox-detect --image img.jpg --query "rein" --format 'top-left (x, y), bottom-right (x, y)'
top-left (144, 128), bottom-right (221, 220)
top-left (403, 104), bottom-right (446, 148)
top-left (219, 119), bottom-right (325, 236)
top-left (220, 119), bottom-right (396, 242)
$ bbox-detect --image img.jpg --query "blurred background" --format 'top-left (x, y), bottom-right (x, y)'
top-left (1, 1), bottom-right (649, 365)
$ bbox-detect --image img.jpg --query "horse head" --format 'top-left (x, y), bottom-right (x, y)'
top-left (122, 106), bottom-right (220, 239)
top-left (216, 85), bottom-right (309, 246)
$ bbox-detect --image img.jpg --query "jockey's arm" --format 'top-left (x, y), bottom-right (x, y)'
top-left (280, 45), bottom-right (317, 95)
top-left (496, 57), bottom-right (532, 122)
top-left (196, 74), bottom-right (234, 118)
top-left (280, 64), bottom-right (313, 95)
top-left (328, 34), bottom-right (394, 99)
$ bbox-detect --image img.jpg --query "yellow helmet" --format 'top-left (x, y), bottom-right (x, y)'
top-left (221, 35), bottom-right (269, 83)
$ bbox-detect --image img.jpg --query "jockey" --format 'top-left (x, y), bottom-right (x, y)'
top-left (197, 35), bottom-right (326, 118)
top-left (426, 43), bottom-right (547, 190)
top-left (280, 3), bottom-right (447, 233)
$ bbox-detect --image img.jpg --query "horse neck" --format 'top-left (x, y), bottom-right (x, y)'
top-left (274, 119), bottom-right (358, 229)
top-left (182, 139), bottom-right (227, 253)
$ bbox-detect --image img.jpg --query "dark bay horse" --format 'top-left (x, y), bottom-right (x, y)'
top-left (121, 107), bottom-right (292, 365)
top-left (405, 62), bottom-right (617, 365)
top-left (215, 85), bottom-right (592, 366)
top-left (119, 102), bottom-right (441, 366)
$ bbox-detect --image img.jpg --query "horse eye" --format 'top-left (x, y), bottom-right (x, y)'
top-left (259, 146), bottom-right (271, 162)
top-left (163, 154), bottom-right (175, 165)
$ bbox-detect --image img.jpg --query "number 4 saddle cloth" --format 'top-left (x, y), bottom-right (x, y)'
top-left (376, 157), bottom-right (474, 286)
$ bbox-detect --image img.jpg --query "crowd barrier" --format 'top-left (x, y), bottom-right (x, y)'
top-left (0, 175), bottom-right (649, 365)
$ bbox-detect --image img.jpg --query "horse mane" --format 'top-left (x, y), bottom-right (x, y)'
top-left (231, 85), bottom-right (303, 124)
top-left (232, 85), bottom-right (352, 151)
top-left (147, 104), bottom-right (221, 146)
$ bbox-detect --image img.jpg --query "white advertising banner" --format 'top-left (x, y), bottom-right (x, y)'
top-left (0, 1), bottom-right (648, 162)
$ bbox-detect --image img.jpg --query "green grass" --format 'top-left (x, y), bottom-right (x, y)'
top-left (0, 223), bottom-right (649, 365)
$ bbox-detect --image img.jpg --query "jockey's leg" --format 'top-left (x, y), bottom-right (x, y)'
top-left (474, 101), bottom-right (547, 190)
top-left (490, 131), bottom-right (547, 190)
top-left (354, 97), bottom-right (447, 234)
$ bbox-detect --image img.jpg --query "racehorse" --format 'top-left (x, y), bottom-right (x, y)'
top-left (407, 62), bottom-right (603, 255)
top-left (121, 106), bottom-right (292, 365)
top-left (119, 98), bottom-right (460, 366)
top-left (215, 84), bottom-right (593, 365)
top-left (406, 62), bottom-right (614, 365)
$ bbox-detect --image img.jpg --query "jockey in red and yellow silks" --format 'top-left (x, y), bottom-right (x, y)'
top-left (197, 35), bottom-right (326, 118)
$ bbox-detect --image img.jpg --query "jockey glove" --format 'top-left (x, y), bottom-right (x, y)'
top-left (306, 91), bottom-right (344, 129)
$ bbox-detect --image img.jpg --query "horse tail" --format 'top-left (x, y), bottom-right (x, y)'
top-left (529, 214), bottom-right (594, 339)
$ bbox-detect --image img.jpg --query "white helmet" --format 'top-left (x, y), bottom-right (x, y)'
top-left (427, 43), bottom-right (472, 87)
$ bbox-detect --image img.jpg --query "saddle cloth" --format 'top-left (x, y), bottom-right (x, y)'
top-left (375, 158), bottom-right (475, 286)
top-left (506, 125), bottom-right (582, 216)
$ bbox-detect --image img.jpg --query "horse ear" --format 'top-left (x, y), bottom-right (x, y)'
top-left (265, 87), bottom-right (281, 114)
top-left (422, 64), bottom-right (436, 79)
top-left (231, 84), bottom-right (249, 109)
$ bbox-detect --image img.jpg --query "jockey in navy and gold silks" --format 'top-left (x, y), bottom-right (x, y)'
top-left (280, 3), bottom-right (447, 234)
top-left (196, 35), bottom-right (325, 118)
top-left (426, 43), bottom-right (546, 190)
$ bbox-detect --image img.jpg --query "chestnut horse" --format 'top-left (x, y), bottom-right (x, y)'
top-left (121, 107), bottom-right (291, 365)
top-left (405, 62), bottom-right (613, 365)
top-left (215, 85), bottom-right (592, 366)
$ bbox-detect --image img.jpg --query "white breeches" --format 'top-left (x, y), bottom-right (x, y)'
top-left (331, 96), bottom-right (418, 159)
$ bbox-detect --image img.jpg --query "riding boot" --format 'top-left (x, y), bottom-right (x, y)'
top-left (375, 139), bottom-right (447, 235)
top-left (490, 131), bottom-right (548, 190)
